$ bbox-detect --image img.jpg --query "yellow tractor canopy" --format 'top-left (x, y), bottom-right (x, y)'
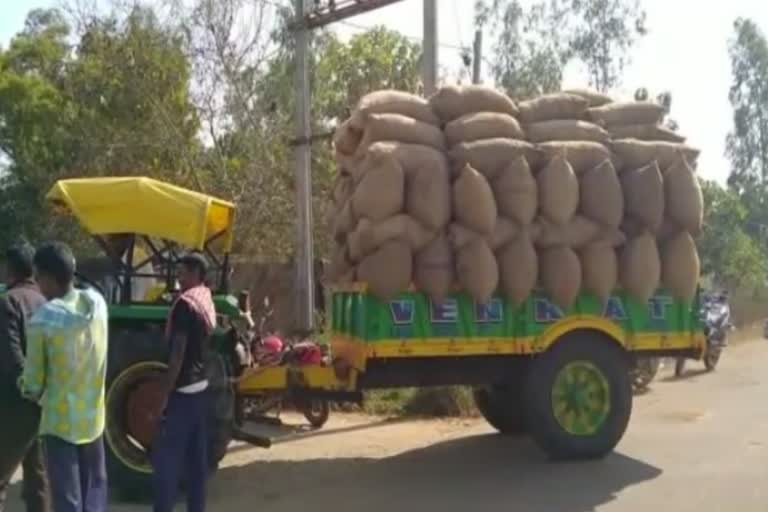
top-left (46, 177), bottom-right (236, 251)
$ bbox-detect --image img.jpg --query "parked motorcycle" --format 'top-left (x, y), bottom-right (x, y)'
top-left (235, 296), bottom-right (331, 428)
top-left (630, 356), bottom-right (661, 392)
top-left (675, 292), bottom-right (732, 376)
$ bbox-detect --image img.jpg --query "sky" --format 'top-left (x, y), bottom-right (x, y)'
top-left (3, 0), bottom-right (768, 184)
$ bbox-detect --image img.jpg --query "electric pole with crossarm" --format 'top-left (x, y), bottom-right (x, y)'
top-left (292, 0), bottom-right (437, 331)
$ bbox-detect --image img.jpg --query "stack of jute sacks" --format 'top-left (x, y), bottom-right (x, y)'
top-left (328, 85), bottom-right (703, 307)
top-left (328, 90), bottom-right (452, 300)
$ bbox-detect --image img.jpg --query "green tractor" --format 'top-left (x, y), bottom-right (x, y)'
top-left (43, 177), bottom-right (249, 496)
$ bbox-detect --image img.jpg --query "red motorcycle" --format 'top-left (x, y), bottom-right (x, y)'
top-left (235, 296), bottom-right (330, 428)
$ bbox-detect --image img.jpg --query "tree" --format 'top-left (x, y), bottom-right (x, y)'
top-left (726, 18), bottom-right (768, 198)
top-left (698, 180), bottom-right (767, 290)
top-left (171, 0), bottom-right (423, 259)
top-left (477, 0), bottom-right (570, 99)
top-left (0, 6), bottom-right (201, 249)
top-left (568, 0), bottom-right (647, 92)
top-left (476, 0), bottom-right (646, 97)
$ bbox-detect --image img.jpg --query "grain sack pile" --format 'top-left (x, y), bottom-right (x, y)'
top-left (329, 90), bottom-right (451, 300)
top-left (327, 86), bottom-right (703, 306)
top-left (595, 100), bottom-right (703, 304)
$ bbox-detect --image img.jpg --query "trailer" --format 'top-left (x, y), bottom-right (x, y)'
top-left (240, 285), bottom-right (705, 459)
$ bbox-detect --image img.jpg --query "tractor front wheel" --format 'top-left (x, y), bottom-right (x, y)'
top-left (105, 328), bottom-right (234, 499)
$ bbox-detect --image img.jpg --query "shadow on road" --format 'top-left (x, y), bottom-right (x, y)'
top-left (660, 368), bottom-right (709, 383)
top-left (212, 434), bottom-right (662, 512)
top-left (228, 417), bottom-right (404, 453)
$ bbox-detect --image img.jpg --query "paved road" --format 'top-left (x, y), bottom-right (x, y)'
top-left (7, 340), bottom-right (768, 511)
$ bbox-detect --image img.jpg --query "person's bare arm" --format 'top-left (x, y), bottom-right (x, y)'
top-left (163, 332), bottom-right (187, 395)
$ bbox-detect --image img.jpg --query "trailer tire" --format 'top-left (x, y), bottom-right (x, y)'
top-left (524, 332), bottom-right (632, 460)
top-left (473, 385), bottom-right (527, 436)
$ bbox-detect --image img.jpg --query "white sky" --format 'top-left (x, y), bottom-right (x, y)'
top-left (339, 0), bottom-right (768, 184)
top-left (3, 0), bottom-right (768, 184)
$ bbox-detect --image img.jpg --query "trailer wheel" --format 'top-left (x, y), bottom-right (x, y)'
top-left (524, 333), bottom-right (632, 460)
top-left (473, 385), bottom-right (527, 436)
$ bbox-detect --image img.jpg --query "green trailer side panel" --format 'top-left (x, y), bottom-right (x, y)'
top-left (332, 289), bottom-right (702, 342)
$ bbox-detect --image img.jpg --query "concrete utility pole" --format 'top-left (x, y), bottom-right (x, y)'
top-left (293, 0), bottom-right (314, 331)
top-left (472, 29), bottom-right (483, 84)
top-left (423, 0), bottom-right (438, 95)
top-left (291, 0), bottom-right (407, 331)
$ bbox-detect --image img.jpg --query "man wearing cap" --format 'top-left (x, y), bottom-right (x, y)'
top-left (152, 253), bottom-right (217, 512)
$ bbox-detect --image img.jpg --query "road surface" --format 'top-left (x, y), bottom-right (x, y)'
top-left (7, 339), bottom-right (768, 511)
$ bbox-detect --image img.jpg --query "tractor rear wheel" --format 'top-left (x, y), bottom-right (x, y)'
top-left (523, 332), bottom-right (632, 460)
top-left (105, 327), bottom-right (234, 499)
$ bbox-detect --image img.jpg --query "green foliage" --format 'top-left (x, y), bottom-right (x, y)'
top-left (726, 18), bottom-right (768, 199)
top-left (0, 6), bottom-right (199, 251)
top-left (698, 180), bottom-right (767, 290)
top-left (477, 0), bottom-right (646, 97)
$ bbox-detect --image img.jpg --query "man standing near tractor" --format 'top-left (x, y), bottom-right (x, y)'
top-left (0, 242), bottom-right (50, 512)
top-left (152, 253), bottom-right (217, 512)
top-left (20, 243), bottom-right (109, 512)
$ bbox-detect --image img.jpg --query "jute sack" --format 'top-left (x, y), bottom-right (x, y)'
top-left (414, 234), bottom-right (455, 304)
top-left (580, 159), bottom-right (624, 228)
top-left (450, 219), bottom-right (533, 251)
top-left (563, 88), bottom-right (613, 108)
top-left (498, 233), bottom-right (538, 306)
top-left (579, 243), bottom-right (618, 305)
top-left (334, 118), bottom-right (362, 155)
top-left (537, 154), bottom-right (579, 225)
top-left (445, 112), bottom-right (525, 147)
top-left (535, 215), bottom-right (601, 249)
top-left (353, 113), bottom-right (446, 157)
top-left (619, 233), bottom-right (661, 304)
top-left (332, 173), bottom-right (354, 207)
top-left (449, 223), bottom-right (482, 250)
top-left (347, 215), bottom-right (433, 262)
top-left (588, 102), bottom-right (666, 127)
top-left (612, 140), bottom-right (700, 170)
top-left (660, 232), bottom-right (700, 302)
top-left (334, 149), bottom-right (361, 177)
top-left (525, 120), bottom-right (610, 144)
top-left (366, 142), bottom-right (451, 230)
top-left (608, 124), bottom-right (686, 143)
top-left (351, 151), bottom-right (405, 221)
top-left (620, 161), bottom-right (664, 231)
top-left (333, 200), bottom-right (355, 244)
top-left (453, 165), bottom-right (498, 235)
top-left (354, 89), bottom-right (440, 126)
top-left (327, 244), bottom-right (354, 284)
top-left (518, 93), bottom-right (589, 123)
top-left (537, 141), bottom-right (613, 175)
top-left (491, 156), bottom-right (537, 225)
top-left (356, 240), bottom-right (413, 301)
top-left (449, 138), bottom-right (544, 180)
top-left (539, 246), bottom-right (582, 310)
top-left (456, 238), bottom-right (499, 305)
top-left (487, 217), bottom-right (522, 250)
top-left (657, 217), bottom-right (681, 243)
top-left (430, 84), bottom-right (519, 122)
top-left (664, 155), bottom-right (704, 235)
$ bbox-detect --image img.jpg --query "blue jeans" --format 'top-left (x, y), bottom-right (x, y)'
top-left (151, 391), bottom-right (208, 512)
top-left (43, 435), bottom-right (107, 512)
